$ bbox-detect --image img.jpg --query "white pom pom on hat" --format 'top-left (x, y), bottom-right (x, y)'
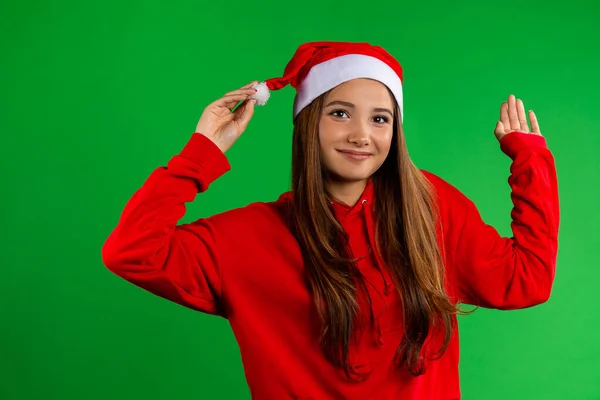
top-left (248, 41), bottom-right (405, 122)
top-left (249, 81), bottom-right (271, 106)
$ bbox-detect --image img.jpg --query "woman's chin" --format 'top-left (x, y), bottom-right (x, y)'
top-left (329, 171), bottom-right (371, 184)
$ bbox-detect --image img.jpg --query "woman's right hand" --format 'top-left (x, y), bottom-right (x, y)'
top-left (195, 81), bottom-right (258, 153)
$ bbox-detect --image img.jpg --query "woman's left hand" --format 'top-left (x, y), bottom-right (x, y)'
top-left (494, 94), bottom-right (543, 141)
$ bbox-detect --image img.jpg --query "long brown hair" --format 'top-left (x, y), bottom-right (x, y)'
top-left (287, 86), bottom-right (463, 379)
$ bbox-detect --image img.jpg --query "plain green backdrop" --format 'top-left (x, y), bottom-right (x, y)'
top-left (1, 0), bottom-right (599, 398)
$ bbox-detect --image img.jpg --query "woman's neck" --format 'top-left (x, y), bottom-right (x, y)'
top-left (326, 179), bottom-right (368, 207)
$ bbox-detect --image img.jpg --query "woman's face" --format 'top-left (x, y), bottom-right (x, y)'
top-left (319, 78), bottom-right (395, 186)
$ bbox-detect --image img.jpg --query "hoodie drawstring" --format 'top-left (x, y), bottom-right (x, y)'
top-left (362, 199), bottom-right (389, 296)
top-left (361, 199), bottom-right (388, 346)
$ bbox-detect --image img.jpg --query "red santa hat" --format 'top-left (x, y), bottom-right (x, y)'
top-left (249, 41), bottom-right (404, 122)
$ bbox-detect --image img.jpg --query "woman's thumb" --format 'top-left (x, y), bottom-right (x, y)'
top-left (494, 120), bottom-right (505, 141)
top-left (236, 99), bottom-right (256, 129)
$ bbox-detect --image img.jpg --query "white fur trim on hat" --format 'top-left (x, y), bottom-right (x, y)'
top-left (293, 54), bottom-right (403, 121)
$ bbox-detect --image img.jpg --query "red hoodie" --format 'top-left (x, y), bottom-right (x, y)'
top-left (102, 130), bottom-right (559, 399)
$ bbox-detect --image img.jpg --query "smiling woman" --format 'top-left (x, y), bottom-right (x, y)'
top-left (101, 41), bottom-right (560, 399)
top-left (318, 80), bottom-right (395, 205)
top-left (286, 70), bottom-right (463, 386)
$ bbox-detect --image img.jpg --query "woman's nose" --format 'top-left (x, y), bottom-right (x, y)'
top-left (347, 129), bottom-right (371, 146)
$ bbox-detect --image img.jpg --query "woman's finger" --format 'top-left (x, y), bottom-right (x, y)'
top-left (234, 99), bottom-right (256, 128)
top-left (500, 102), bottom-right (510, 130)
top-left (224, 88), bottom-right (257, 98)
top-left (209, 93), bottom-right (252, 111)
top-left (240, 80), bottom-right (259, 89)
top-left (516, 99), bottom-right (529, 133)
top-left (207, 82), bottom-right (258, 111)
top-left (494, 120), bottom-right (506, 140)
top-left (224, 80), bottom-right (259, 99)
top-left (529, 110), bottom-right (541, 135)
top-left (508, 94), bottom-right (520, 131)
top-left (222, 88), bottom-right (257, 110)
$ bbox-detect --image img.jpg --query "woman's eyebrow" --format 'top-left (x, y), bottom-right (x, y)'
top-left (325, 100), bottom-right (355, 108)
top-left (373, 107), bottom-right (393, 116)
top-left (325, 100), bottom-right (393, 116)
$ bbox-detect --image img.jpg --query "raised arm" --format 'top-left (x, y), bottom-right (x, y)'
top-left (453, 95), bottom-right (560, 309)
top-left (101, 82), bottom-right (259, 316)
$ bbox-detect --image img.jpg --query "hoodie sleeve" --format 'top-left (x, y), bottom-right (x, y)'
top-left (452, 131), bottom-right (560, 309)
top-left (101, 132), bottom-right (231, 317)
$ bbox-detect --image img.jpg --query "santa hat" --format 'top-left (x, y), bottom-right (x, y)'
top-left (249, 41), bottom-right (404, 122)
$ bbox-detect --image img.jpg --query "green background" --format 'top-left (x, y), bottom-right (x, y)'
top-left (2, 0), bottom-right (598, 398)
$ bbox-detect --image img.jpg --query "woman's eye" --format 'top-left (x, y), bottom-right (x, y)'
top-left (331, 110), bottom-right (348, 118)
top-left (373, 115), bottom-right (390, 124)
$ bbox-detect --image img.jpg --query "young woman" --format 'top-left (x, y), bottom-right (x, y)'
top-left (102, 41), bottom-right (560, 399)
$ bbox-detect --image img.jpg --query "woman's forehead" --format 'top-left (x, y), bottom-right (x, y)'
top-left (326, 79), bottom-right (395, 107)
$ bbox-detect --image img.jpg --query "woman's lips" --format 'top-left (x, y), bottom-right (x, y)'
top-left (337, 149), bottom-right (373, 160)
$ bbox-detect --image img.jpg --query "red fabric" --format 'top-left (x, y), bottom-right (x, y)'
top-left (265, 41), bottom-right (404, 91)
top-left (102, 131), bottom-right (559, 399)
